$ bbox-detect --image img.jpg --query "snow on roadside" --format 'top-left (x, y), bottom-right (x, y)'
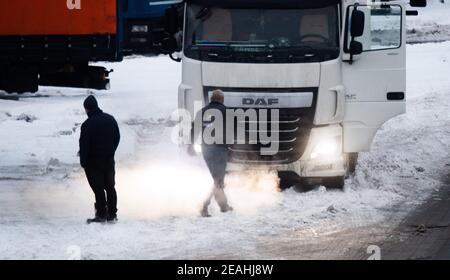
top-left (0, 57), bottom-right (181, 177)
top-left (407, 1), bottom-right (450, 43)
top-left (0, 41), bottom-right (448, 259)
top-left (408, 0), bottom-right (450, 28)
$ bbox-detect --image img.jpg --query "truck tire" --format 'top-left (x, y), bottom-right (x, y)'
top-left (278, 171), bottom-right (300, 191)
top-left (3, 64), bottom-right (38, 94)
top-left (323, 176), bottom-right (345, 190)
top-left (348, 153), bottom-right (359, 175)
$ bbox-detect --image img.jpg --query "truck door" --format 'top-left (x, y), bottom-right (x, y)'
top-left (342, 2), bottom-right (406, 152)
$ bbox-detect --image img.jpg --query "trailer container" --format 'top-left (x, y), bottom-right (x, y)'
top-left (0, 0), bottom-right (181, 93)
top-left (0, 0), bottom-right (117, 36)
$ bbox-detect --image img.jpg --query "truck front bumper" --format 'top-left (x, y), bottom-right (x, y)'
top-left (227, 124), bottom-right (347, 178)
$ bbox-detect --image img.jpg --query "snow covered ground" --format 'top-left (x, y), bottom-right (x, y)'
top-left (407, 1), bottom-right (450, 43)
top-left (0, 5), bottom-right (449, 260)
top-left (408, 0), bottom-right (450, 28)
top-left (0, 41), bottom-right (448, 259)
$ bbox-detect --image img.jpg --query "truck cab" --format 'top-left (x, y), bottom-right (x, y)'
top-left (176, 0), bottom-right (425, 188)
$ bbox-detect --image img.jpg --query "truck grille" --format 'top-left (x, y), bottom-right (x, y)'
top-left (203, 87), bottom-right (317, 165)
top-left (228, 108), bottom-right (314, 165)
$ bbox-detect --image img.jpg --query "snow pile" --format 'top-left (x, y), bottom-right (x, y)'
top-left (408, 0), bottom-right (450, 27)
top-left (407, 0), bottom-right (450, 43)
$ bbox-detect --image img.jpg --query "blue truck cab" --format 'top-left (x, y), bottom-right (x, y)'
top-left (118, 0), bottom-right (183, 58)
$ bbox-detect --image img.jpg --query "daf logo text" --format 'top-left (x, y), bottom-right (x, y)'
top-left (242, 98), bottom-right (279, 107)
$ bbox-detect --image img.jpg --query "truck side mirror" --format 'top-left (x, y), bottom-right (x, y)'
top-left (348, 9), bottom-right (365, 64)
top-left (410, 0), bottom-right (427, 7)
top-left (350, 41), bottom-right (363, 56)
top-left (350, 10), bottom-right (365, 38)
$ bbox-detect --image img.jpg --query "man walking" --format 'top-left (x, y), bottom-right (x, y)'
top-left (79, 95), bottom-right (120, 224)
top-left (189, 90), bottom-right (233, 217)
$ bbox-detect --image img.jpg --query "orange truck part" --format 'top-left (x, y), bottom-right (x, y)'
top-left (0, 0), bottom-right (117, 36)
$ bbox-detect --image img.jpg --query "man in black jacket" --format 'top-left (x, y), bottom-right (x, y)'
top-left (189, 90), bottom-right (233, 217)
top-left (80, 95), bottom-right (120, 224)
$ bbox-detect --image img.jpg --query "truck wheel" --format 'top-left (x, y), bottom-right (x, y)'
top-left (278, 171), bottom-right (300, 191)
top-left (278, 176), bottom-right (298, 191)
top-left (4, 64), bottom-right (38, 94)
top-left (323, 176), bottom-right (345, 190)
top-left (348, 153), bottom-right (359, 175)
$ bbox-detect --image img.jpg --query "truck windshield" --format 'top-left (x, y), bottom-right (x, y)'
top-left (185, 4), bottom-right (340, 63)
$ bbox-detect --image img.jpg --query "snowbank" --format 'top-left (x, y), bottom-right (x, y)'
top-left (407, 0), bottom-right (450, 43)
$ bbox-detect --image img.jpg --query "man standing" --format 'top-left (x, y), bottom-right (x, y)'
top-left (189, 90), bottom-right (233, 217)
top-left (80, 95), bottom-right (120, 224)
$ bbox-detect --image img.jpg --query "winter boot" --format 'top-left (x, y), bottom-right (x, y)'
top-left (87, 204), bottom-right (107, 224)
top-left (107, 213), bottom-right (118, 224)
top-left (87, 216), bottom-right (107, 224)
top-left (200, 206), bottom-right (211, 218)
top-left (220, 205), bottom-right (234, 213)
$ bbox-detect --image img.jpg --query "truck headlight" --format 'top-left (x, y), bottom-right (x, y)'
top-left (310, 136), bottom-right (341, 160)
top-left (194, 143), bottom-right (202, 154)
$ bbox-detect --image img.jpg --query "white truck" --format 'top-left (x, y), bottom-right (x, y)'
top-left (172, 0), bottom-right (426, 188)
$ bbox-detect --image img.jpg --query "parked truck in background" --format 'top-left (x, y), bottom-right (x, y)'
top-left (0, 0), bottom-right (181, 93)
top-left (176, 0), bottom-right (427, 189)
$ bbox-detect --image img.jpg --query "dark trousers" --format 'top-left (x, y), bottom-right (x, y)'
top-left (202, 145), bottom-right (229, 210)
top-left (84, 157), bottom-right (117, 218)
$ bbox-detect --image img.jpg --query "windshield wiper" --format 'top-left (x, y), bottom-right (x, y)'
top-left (194, 42), bottom-right (269, 58)
top-left (206, 52), bottom-right (234, 60)
top-left (191, 43), bottom-right (234, 60)
top-left (271, 45), bottom-right (314, 54)
top-left (195, 41), bottom-right (268, 48)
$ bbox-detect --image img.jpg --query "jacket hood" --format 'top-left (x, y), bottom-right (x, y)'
top-left (87, 108), bottom-right (103, 118)
top-left (84, 95), bottom-right (99, 111)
